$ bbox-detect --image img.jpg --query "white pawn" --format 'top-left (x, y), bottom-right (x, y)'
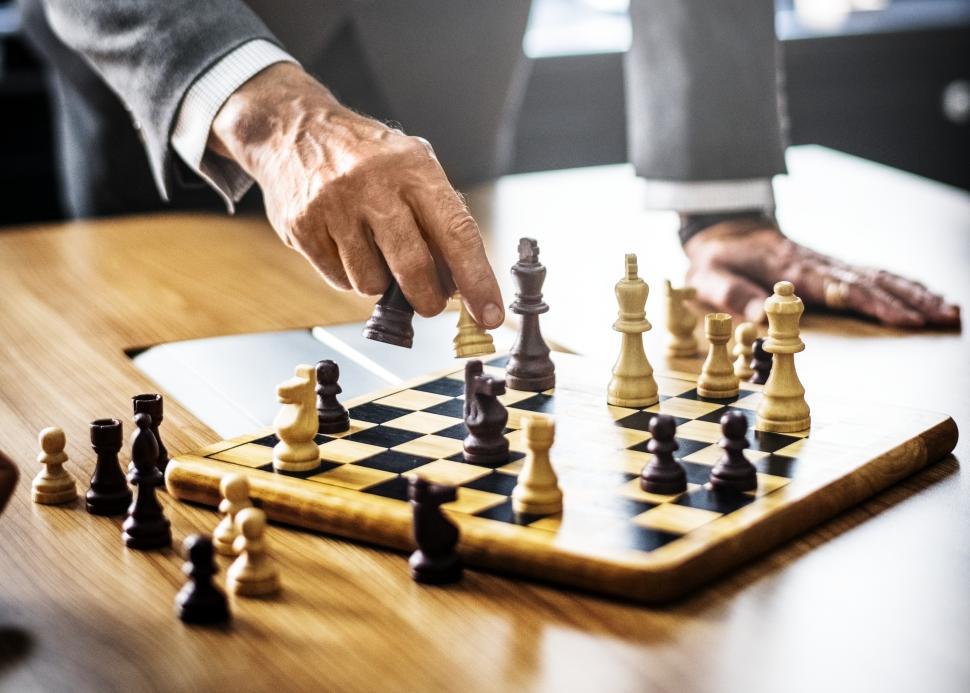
top-left (32, 427), bottom-right (78, 505)
top-left (512, 416), bottom-right (563, 515)
top-left (273, 364), bottom-right (320, 472)
top-left (733, 322), bottom-right (757, 381)
top-left (227, 507), bottom-right (281, 597)
top-left (453, 297), bottom-right (495, 358)
top-left (697, 313), bottom-right (740, 399)
top-left (213, 474), bottom-right (252, 556)
top-left (607, 254), bottom-right (659, 407)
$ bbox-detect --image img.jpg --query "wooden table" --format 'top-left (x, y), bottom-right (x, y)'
top-left (1, 147), bottom-right (967, 692)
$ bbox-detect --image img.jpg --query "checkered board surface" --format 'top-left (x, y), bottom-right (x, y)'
top-left (167, 353), bottom-right (956, 602)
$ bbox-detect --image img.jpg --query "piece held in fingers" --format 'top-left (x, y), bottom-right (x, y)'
top-left (732, 322), bottom-right (757, 381)
top-left (273, 364), bottom-right (321, 473)
top-left (315, 360), bottom-right (350, 434)
top-left (213, 474), bottom-right (252, 556)
top-left (462, 360), bottom-right (509, 466)
top-left (86, 418), bottom-right (132, 515)
top-left (363, 279), bottom-right (415, 349)
top-left (227, 507), bottom-right (281, 597)
top-left (697, 313), bottom-right (740, 399)
top-left (32, 426), bottom-right (78, 505)
top-left (506, 238), bottom-right (555, 392)
top-left (749, 337), bottom-right (772, 384)
top-left (639, 414), bottom-right (687, 495)
top-left (408, 476), bottom-right (463, 585)
top-left (709, 411), bottom-right (757, 493)
top-left (756, 282), bottom-right (811, 433)
top-left (607, 254), bottom-right (659, 408)
top-left (665, 280), bottom-right (699, 358)
top-left (453, 298), bottom-right (495, 358)
top-left (122, 413), bottom-right (172, 550)
top-left (176, 534), bottom-right (231, 626)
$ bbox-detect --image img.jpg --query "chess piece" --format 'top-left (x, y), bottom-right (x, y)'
top-left (213, 474), bottom-right (252, 556)
top-left (227, 507), bottom-right (281, 596)
top-left (0, 449), bottom-right (18, 521)
top-left (697, 313), bottom-right (740, 399)
top-left (86, 418), bottom-right (132, 515)
top-left (273, 364), bottom-right (321, 473)
top-left (131, 394), bottom-right (168, 483)
top-left (733, 322), bottom-right (758, 381)
top-left (607, 254), bottom-right (659, 407)
top-left (363, 279), bottom-right (415, 348)
top-left (749, 337), bottom-right (773, 385)
top-left (175, 534), bottom-right (231, 625)
top-left (665, 280), bottom-right (699, 357)
top-left (122, 413), bottom-right (172, 549)
top-left (408, 476), bottom-right (463, 584)
top-left (512, 415), bottom-right (562, 515)
top-left (506, 238), bottom-right (555, 392)
top-left (709, 410), bottom-right (758, 493)
top-left (639, 414), bottom-right (687, 495)
top-left (315, 360), bottom-right (350, 434)
top-left (463, 360), bottom-right (509, 465)
top-left (31, 427), bottom-right (78, 504)
top-left (757, 282), bottom-right (811, 432)
top-left (453, 298), bottom-right (495, 358)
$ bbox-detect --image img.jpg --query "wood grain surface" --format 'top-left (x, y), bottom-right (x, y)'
top-left (1, 149), bottom-right (968, 693)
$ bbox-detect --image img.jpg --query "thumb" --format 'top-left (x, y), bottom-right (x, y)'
top-left (688, 266), bottom-right (769, 324)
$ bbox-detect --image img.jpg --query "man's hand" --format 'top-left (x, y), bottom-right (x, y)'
top-left (208, 63), bottom-right (504, 328)
top-left (684, 218), bottom-right (961, 328)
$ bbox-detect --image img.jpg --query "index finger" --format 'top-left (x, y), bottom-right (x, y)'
top-left (411, 182), bottom-right (505, 329)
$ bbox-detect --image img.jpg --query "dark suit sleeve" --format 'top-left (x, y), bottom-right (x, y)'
top-left (39, 0), bottom-right (280, 199)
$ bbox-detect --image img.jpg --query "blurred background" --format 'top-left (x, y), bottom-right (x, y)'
top-left (0, 0), bottom-right (967, 227)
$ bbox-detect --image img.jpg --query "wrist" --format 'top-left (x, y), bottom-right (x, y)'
top-left (678, 210), bottom-right (774, 247)
top-left (208, 62), bottom-right (340, 177)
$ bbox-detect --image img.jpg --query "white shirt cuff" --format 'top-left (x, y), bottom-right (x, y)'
top-left (171, 39), bottom-right (298, 213)
top-left (641, 177), bottom-right (776, 213)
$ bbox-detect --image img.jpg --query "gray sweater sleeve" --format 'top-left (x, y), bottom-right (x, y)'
top-left (40, 0), bottom-right (280, 199)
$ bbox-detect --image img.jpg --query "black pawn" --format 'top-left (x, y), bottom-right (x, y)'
top-left (408, 477), bottom-right (462, 584)
top-left (316, 360), bottom-right (350, 434)
top-left (463, 360), bottom-right (510, 466)
top-left (505, 238), bottom-right (555, 392)
top-left (128, 393), bottom-right (167, 487)
top-left (175, 534), bottom-right (231, 625)
top-left (86, 418), bottom-right (132, 515)
top-left (749, 337), bottom-right (773, 385)
top-left (639, 414), bottom-right (687, 495)
top-left (363, 279), bottom-right (415, 348)
top-left (709, 411), bottom-right (758, 493)
top-left (122, 413), bottom-right (172, 550)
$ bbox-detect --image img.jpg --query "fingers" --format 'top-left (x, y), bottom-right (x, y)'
top-left (329, 219), bottom-right (390, 297)
top-left (868, 270), bottom-right (961, 327)
top-left (291, 225), bottom-right (352, 292)
top-left (411, 183), bottom-right (505, 329)
top-left (369, 207), bottom-right (449, 317)
top-left (688, 266), bottom-right (770, 324)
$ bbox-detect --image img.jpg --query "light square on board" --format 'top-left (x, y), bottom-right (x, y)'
top-left (309, 464), bottom-right (395, 490)
top-left (317, 438), bottom-right (385, 464)
top-left (210, 444), bottom-right (273, 469)
top-left (497, 389), bottom-right (538, 406)
top-left (408, 459), bottom-right (493, 486)
top-left (675, 420), bottom-right (724, 444)
top-left (443, 487), bottom-right (508, 515)
top-left (731, 393), bottom-right (762, 411)
top-left (324, 419), bottom-right (377, 439)
top-left (655, 376), bottom-right (698, 397)
top-left (646, 397), bottom-right (724, 419)
top-left (383, 411), bottom-right (461, 434)
top-left (374, 389), bottom-right (453, 411)
top-left (683, 444), bottom-right (770, 465)
top-left (393, 434), bottom-right (464, 459)
top-left (633, 503), bottom-right (721, 534)
top-left (618, 477), bottom-right (703, 505)
top-left (752, 473), bottom-right (790, 497)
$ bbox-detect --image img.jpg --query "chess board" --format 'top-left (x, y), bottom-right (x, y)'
top-left (166, 353), bottom-right (957, 603)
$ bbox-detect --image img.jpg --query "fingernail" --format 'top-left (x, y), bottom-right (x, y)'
top-left (744, 299), bottom-right (766, 324)
top-left (483, 302), bottom-right (503, 329)
top-left (941, 304), bottom-right (961, 321)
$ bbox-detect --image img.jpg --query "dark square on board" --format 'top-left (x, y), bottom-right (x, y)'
top-left (462, 472), bottom-right (518, 496)
top-left (616, 410), bottom-right (690, 432)
top-left (362, 476), bottom-right (411, 502)
top-left (276, 460), bottom-right (340, 480)
top-left (512, 394), bottom-right (556, 413)
top-left (423, 398), bottom-right (467, 418)
top-left (414, 378), bottom-right (466, 398)
top-left (755, 453), bottom-right (799, 478)
top-left (487, 355), bottom-right (511, 368)
top-left (676, 487), bottom-right (754, 514)
top-left (348, 402), bottom-right (413, 424)
top-left (346, 426), bottom-right (424, 448)
top-left (354, 450), bottom-right (433, 474)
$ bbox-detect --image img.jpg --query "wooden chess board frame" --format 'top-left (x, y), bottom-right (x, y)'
top-left (165, 353), bottom-right (958, 603)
